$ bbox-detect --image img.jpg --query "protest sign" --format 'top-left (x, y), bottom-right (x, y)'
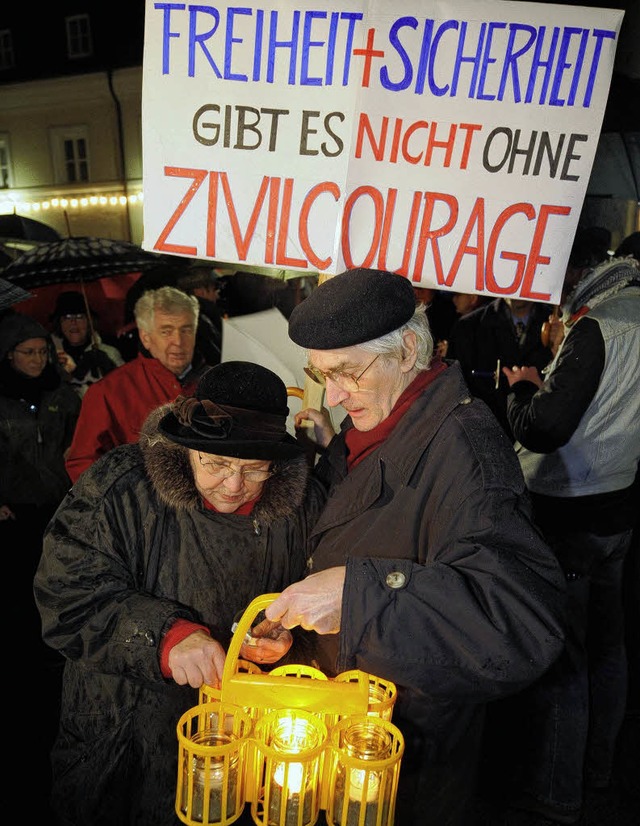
top-left (142, 0), bottom-right (623, 302)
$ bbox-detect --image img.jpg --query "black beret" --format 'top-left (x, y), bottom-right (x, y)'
top-left (289, 268), bottom-right (416, 349)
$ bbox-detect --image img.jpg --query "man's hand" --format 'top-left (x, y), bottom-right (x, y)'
top-left (502, 364), bottom-right (544, 389)
top-left (168, 630), bottom-right (226, 689)
top-left (265, 567), bottom-right (346, 634)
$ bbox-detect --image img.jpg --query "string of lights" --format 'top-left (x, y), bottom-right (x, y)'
top-left (0, 191), bottom-right (143, 214)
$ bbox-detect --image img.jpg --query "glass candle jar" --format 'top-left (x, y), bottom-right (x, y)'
top-left (181, 731), bottom-right (240, 824)
top-left (254, 710), bottom-right (326, 826)
top-left (331, 720), bottom-right (394, 826)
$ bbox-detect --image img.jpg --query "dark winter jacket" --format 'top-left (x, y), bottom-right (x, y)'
top-left (0, 358), bottom-right (80, 507)
top-left (308, 362), bottom-right (566, 826)
top-left (33, 410), bottom-right (326, 826)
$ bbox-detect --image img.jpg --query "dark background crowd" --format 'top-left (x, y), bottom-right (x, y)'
top-left (1, 231), bottom-right (639, 826)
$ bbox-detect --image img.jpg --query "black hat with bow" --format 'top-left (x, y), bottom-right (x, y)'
top-left (158, 361), bottom-right (304, 460)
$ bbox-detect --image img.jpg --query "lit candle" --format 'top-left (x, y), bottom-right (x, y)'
top-left (266, 714), bottom-right (320, 826)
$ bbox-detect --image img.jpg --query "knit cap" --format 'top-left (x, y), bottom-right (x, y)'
top-left (0, 312), bottom-right (49, 360)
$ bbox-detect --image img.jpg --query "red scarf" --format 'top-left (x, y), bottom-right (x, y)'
top-left (344, 359), bottom-right (448, 470)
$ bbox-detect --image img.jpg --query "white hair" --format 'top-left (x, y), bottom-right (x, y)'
top-left (134, 286), bottom-right (199, 333)
top-left (358, 303), bottom-right (434, 371)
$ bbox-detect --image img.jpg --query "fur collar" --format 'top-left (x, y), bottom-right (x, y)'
top-left (139, 406), bottom-right (310, 527)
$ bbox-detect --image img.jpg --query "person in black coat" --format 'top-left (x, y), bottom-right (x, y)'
top-left (241, 269), bottom-right (566, 826)
top-left (446, 296), bottom-right (554, 440)
top-left (34, 362), bottom-right (325, 826)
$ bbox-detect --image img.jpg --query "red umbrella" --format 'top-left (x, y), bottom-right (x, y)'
top-left (12, 275), bottom-right (142, 339)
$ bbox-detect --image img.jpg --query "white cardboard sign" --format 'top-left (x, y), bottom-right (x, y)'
top-left (142, 0), bottom-right (623, 303)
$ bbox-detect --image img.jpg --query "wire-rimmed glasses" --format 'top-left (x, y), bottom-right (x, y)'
top-left (197, 453), bottom-right (274, 483)
top-left (13, 347), bottom-right (49, 359)
top-left (304, 353), bottom-right (380, 392)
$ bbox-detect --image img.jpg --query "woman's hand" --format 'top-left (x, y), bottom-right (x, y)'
top-left (168, 630), bottom-right (227, 689)
top-left (57, 350), bottom-right (77, 374)
top-left (0, 505), bottom-right (15, 521)
top-left (546, 313), bottom-right (565, 357)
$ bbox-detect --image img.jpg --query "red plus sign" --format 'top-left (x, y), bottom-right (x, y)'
top-left (353, 28), bottom-right (385, 87)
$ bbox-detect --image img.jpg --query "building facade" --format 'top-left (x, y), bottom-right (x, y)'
top-left (0, 2), bottom-right (638, 249)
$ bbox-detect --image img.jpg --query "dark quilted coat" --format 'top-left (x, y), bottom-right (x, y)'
top-left (34, 408), bottom-right (325, 826)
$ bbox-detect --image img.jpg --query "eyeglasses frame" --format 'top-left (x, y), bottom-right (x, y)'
top-left (196, 452), bottom-right (274, 483)
top-left (13, 347), bottom-right (50, 359)
top-left (304, 353), bottom-right (381, 392)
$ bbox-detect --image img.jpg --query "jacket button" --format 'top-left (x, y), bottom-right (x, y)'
top-left (386, 571), bottom-right (406, 589)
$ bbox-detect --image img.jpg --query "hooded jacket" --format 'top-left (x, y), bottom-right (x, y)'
top-left (33, 410), bottom-right (326, 826)
top-left (307, 362), bottom-right (566, 826)
top-left (0, 313), bottom-right (80, 506)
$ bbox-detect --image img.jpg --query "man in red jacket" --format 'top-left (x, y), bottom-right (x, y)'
top-left (65, 285), bottom-right (207, 482)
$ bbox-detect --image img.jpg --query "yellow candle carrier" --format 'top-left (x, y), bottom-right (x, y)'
top-left (176, 594), bottom-right (404, 826)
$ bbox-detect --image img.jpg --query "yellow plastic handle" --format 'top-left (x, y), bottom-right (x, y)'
top-left (223, 593), bottom-right (280, 686)
top-left (220, 593), bottom-right (370, 716)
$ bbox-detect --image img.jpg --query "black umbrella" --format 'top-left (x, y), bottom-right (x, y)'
top-left (0, 213), bottom-right (61, 243)
top-left (0, 276), bottom-right (31, 311)
top-left (1, 236), bottom-right (168, 289)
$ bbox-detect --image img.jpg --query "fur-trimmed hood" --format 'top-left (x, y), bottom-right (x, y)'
top-left (139, 405), bottom-right (311, 528)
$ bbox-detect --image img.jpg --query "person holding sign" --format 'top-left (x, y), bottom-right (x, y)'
top-left (244, 268), bottom-right (566, 826)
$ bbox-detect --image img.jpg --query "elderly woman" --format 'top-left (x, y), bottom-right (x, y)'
top-left (34, 362), bottom-right (325, 826)
top-left (245, 269), bottom-right (567, 826)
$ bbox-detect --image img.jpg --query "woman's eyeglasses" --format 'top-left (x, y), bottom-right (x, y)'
top-left (304, 353), bottom-right (380, 392)
top-left (13, 348), bottom-right (49, 358)
top-left (197, 453), bottom-right (274, 483)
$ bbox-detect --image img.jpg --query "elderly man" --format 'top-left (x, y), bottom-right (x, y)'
top-left (35, 361), bottom-right (325, 826)
top-left (246, 268), bottom-right (567, 826)
top-left (65, 286), bottom-right (207, 482)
